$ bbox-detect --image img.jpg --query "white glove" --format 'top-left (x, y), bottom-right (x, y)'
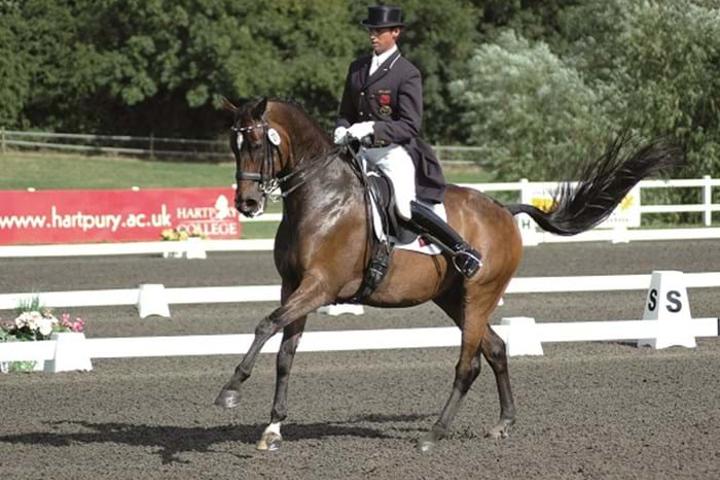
top-left (346, 121), bottom-right (375, 141)
top-left (333, 126), bottom-right (347, 145)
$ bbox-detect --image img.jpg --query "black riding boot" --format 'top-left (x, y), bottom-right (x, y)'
top-left (409, 201), bottom-right (482, 278)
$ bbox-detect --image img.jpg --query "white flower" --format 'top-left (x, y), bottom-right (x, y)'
top-left (15, 312), bottom-right (31, 328)
top-left (38, 318), bottom-right (53, 336)
top-left (27, 311), bottom-right (42, 331)
top-left (14, 311), bottom-right (43, 331)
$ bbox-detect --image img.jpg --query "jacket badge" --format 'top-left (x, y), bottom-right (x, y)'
top-left (378, 91), bottom-right (392, 116)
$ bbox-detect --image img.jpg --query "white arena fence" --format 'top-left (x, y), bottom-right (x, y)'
top-left (1, 270), bottom-right (718, 373)
top-left (2, 318), bottom-right (718, 373)
top-left (2, 272), bottom-right (720, 313)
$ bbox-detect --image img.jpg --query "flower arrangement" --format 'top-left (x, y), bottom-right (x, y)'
top-left (0, 297), bottom-right (85, 373)
top-left (161, 225), bottom-right (206, 241)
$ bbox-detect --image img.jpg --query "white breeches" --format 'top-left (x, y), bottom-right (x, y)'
top-left (362, 144), bottom-right (416, 220)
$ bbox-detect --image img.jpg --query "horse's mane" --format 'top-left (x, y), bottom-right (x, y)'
top-left (235, 96), bottom-right (328, 138)
top-left (270, 97), bottom-right (330, 139)
top-left (235, 96), bottom-right (345, 176)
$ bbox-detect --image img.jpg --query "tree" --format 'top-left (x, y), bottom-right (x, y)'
top-left (393, 0), bottom-right (481, 142)
top-left (450, 30), bottom-right (608, 180)
top-left (0, 5), bottom-right (30, 128)
top-left (4, 0), bottom-right (365, 136)
top-left (558, 0), bottom-right (720, 177)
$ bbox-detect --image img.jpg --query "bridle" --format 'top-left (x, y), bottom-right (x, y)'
top-left (231, 117), bottom-right (337, 201)
top-left (232, 119), bottom-right (282, 197)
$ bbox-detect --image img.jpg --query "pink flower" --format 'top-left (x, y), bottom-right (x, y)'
top-left (55, 313), bottom-right (85, 333)
top-left (71, 317), bottom-right (85, 333)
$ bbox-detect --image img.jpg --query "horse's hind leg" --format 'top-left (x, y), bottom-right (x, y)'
top-left (419, 288), bottom-right (488, 453)
top-left (418, 316), bottom-right (485, 453)
top-left (479, 326), bottom-right (515, 439)
top-left (215, 275), bottom-right (330, 409)
top-left (256, 315), bottom-right (307, 451)
top-left (420, 283), bottom-right (512, 452)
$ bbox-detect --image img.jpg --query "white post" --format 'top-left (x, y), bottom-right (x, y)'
top-left (184, 237), bottom-right (207, 259)
top-left (500, 317), bottom-right (544, 356)
top-left (703, 175), bottom-right (712, 226)
top-left (137, 284), bottom-right (171, 318)
top-left (517, 178), bottom-right (539, 246)
top-left (637, 270), bottom-right (696, 349)
top-left (611, 224), bottom-right (629, 244)
top-left (317, 304), bottom-right (365, 316)
top-left (45, 332), bottom-right (93, 372)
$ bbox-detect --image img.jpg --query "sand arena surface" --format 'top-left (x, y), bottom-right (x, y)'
top-left (1, 240), bottom-right (719, 479)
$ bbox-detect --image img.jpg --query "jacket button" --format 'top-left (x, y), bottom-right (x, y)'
top-left (360, 112), bottom-right (365, 117)
top-left (360, 92), bottom-right (365, 96)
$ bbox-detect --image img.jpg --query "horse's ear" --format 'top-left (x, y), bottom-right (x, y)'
top-left (252, 97), bottom-right (268, 119)
top-left (221, 96), bottom-right (239, 114)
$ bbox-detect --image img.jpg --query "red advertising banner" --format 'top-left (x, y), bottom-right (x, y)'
top-left (0, 188), bottom-right (243, 245)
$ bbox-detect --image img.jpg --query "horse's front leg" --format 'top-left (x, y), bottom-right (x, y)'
top-left (256, 316), bottom-right (307, 451)
top-left (214, 275), bottom-right (330, 409)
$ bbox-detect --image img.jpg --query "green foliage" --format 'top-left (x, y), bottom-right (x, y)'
top-left (15, 296), bottom-right (41, 317)
top-left (617, 1), bottom-right (720, 177)
top-left (0, 6), bottom-right (30, 127)
top-left (1, 0), bottom-right (719, 182)
top-left (0, 0), bottom-right (480, 139)
top-left (450, 30), bottom-right (608, 180)
top-left (1, 0), bottom-right (364, 135)
top-left (558, 0), bottom-right (720, 177)
top-left (394, 0), bottom-right (481, 142)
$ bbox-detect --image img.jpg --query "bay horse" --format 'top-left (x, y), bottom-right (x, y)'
top-left (216, 97), bottom-right (681, 453)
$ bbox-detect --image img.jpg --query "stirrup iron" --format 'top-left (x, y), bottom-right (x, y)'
top-left (451, 248), bottom-right (482, 278)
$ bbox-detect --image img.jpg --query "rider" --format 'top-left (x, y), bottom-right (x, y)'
top-left (334, 4), bottom-right (482, 278)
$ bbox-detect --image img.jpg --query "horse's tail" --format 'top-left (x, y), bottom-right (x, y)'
top-left (505, 133), bottom-right (684, 236)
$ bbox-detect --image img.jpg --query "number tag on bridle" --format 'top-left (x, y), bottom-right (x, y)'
top-left (267, 128), bottom-right (281, 146)
top-left (236, 132), bottom-right (244, 151)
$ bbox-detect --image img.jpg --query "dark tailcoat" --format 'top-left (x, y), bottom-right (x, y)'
top-left (336, 50), bottom-right (446, 203)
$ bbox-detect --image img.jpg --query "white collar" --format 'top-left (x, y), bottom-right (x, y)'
top-left (372, 44), bottom-right (398, 67)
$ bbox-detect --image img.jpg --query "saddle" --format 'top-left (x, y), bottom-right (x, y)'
top-left (365, 171), bottom-right (418, 246)
top-left (346, 144), bottom-right (420, 302)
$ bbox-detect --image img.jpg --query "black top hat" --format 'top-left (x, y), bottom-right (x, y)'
top-left (361, 5), bottom-right (405, 28)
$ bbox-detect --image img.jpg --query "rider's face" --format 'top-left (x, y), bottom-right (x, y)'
top-left (368, 27), bottom-right (401, 55)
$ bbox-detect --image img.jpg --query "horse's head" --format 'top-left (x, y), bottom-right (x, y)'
top-left (225, 97), bottom-right (290, 218)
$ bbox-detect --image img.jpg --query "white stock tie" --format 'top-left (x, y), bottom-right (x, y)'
top-left (369, 56), bottom-right (381, 76)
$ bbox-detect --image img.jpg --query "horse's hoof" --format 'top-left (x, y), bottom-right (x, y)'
top-left (214, 388), bottom-right (241, 409)
top-left (256, 432), bottom-right (282, 452)
top-left (485, 418), bottom-right (514, 439)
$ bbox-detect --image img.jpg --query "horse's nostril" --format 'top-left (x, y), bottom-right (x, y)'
top-left (237, 198), bottom-right (258, 214)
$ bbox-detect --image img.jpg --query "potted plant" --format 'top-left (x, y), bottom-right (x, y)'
top-left (0, 298), bottom-right (85, 373)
